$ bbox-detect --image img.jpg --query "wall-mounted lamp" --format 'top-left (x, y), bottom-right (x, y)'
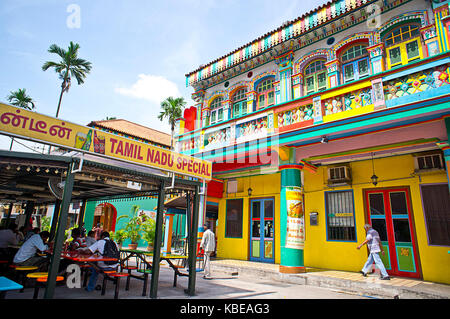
top-left (248, 187), bottom-right (253, 197)
top-left (371, 153), bottom-right (378, 186)
top-left (321, 136), bottom-right (329, 144)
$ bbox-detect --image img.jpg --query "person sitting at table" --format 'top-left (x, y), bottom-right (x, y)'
top-left (13, 231), bottom-right (50, 271)
top-left (67, 228), bottom-right (87, 251)
top-left (0, 223), bottom-right (19, 262)
top-left (83, 231), bottom-right (120, 292)
top-left (23, 227), bottom-right (40, 242)
top-left (85, 230), bottom-right (97, 247)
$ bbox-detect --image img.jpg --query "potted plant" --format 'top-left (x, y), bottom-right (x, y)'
top-left (116, 205), bottom-right (143, 250)
top-left (142, 217), bottom-right (156, 251)
top-left (111, 229), bottom-right (127, 249)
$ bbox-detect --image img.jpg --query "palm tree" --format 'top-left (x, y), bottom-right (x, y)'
top-left (158, 96), bottom-right (186, 150)
top-left (6, 88), bottom-right (35, 150)
top-left (42, 41), bottom-right (92, 118)
top-left (7, 88), bottom-right (35, 110)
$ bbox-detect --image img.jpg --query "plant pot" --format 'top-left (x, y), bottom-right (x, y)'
top-left (128, 243), bottom-right (138, 250)
top-left (117, 242), bottom-right (123, 250)
top-left (146, 244), bottom-right (153, 252)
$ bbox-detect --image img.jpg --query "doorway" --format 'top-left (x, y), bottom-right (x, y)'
top-left (93, 203), bottom-right (117, 233)
top-left (249, 198), bottom-right (275, 263)
top-left (364, 188), bottom-right (421, 278)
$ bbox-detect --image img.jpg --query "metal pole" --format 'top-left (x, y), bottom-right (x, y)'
top-left (44, 161), bottom-right (75, 299)
top-left (187, 185), bottom-right (200, 296)
top-left (149, 180), bottom-right (165, 299)
top-left (49, 200), bottom-right (61, 241)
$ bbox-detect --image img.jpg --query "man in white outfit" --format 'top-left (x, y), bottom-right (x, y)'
top-left (200, 223), bottom-right (215, 279)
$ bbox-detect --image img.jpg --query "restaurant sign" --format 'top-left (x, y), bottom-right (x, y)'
top-left (0, 103), bottom-right (212, 180)
top-left (285, 186), bottom-right (305, 250)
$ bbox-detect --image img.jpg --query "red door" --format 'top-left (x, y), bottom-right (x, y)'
top-left (364, 188), bottom-right (421, 278)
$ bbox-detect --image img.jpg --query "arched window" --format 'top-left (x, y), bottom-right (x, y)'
top-left (256, 78), bottom-right (275, 109)
top-left (209, 96), bottom-right (224, 125)
top-left (383, 23), bottom-right (422, 69)
top-left (341, 44), bottom-right (369, 83)
top-left (232, 88), bottom-right (248, 118)
top-left (304, 59), bottom-right (327, 95)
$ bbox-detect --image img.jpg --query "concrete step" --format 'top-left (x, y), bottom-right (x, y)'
top-left (210, 259), bottom-right (450, 299)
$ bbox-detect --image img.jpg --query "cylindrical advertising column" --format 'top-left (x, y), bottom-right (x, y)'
top-left (280, 166), bottom-right (305, 273)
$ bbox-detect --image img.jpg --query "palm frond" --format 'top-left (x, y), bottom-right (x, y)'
top-left (47, 44), bottom-right (67, 59)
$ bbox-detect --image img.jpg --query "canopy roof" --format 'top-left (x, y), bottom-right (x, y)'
top-left (0, 150), bottom-right (199, 205)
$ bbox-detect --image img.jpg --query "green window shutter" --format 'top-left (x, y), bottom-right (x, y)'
top-left (389, 47), bottom-right (402, 65)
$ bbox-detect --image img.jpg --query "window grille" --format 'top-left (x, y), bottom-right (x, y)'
top-left (416, 153), bottom-right (443, 170)
top-left (325, 191), bottom-right (356, 241)
top-left (226, 199), bottom-right (243, 238)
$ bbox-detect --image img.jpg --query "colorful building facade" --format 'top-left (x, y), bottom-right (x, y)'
top-left (178, 0), bottom-right (450, 284)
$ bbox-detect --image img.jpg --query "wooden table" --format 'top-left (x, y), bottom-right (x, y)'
top-left (120, 248), bottom-right (189, 287)
top-left (0, 276), bottom-right (23, 299)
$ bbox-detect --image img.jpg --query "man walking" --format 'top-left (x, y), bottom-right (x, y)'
top-left (200, 223), bottom-right (215, 279)
top-left (357, 224), bottom-right (390, 280)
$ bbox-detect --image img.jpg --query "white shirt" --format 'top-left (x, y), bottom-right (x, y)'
top-left (85, 237), bottom-right (97, 247)
top-left (13, 234), bottom-right (48, 263)
top-left (0, 229), bottom-right (18, 248)
top-left (88, 237), bottom-right (119, 268)
top-left (366, 228), bottom-right (381, 253)
top-left (200, 229), bottom-right (215, 252)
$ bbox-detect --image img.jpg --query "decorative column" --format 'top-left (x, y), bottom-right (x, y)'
top-left (192, 89), bottom-right (205, 129)
top-left (325, 59), bottom-right (340, 89)
top-left (246, 90), bottom-right (256, 114)
top-left (275, 50), bottom-right (294, 104)
top-left (433, 3), bottom-right (450, 53)
top-left (313, 96), bottom-right (323, 124)
top-left (223, 99), bottom-right (231, 121)
top-left (437, 141), bottom-right (450, 192)
top-left (372, 78), bottom-right (386, 110)
top-left (279, 147), bottom-right (305, 274)
top-left (437, 117), bottom-right (450, 191)
top-left (367, 43), bottom-right (385, 74)
top-left (292, 73), bottom-right (303, 100)
top-left (201, 107), bottom-right (210, 128)
top-left (421, 24), bottom-right (440, 57)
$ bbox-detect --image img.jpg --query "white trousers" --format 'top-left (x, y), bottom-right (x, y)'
top-left (203, 251), bottom-right (213, 277)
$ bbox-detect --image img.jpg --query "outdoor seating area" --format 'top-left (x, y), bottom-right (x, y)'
top-left (0, 246), bottom-right (199, 299)
top-left (0, 149), bottom-right (206, 299)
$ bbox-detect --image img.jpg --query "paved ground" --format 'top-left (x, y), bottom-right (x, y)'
top-left (3, 258), bottom-right (449, 301)
top-left (209, 259), bottom-right (450, 299)
top-left (3, 264), bottom-right (364, 300)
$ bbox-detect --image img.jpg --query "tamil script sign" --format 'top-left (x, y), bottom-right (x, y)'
top-left (0, 103), bottom-right (212, 180)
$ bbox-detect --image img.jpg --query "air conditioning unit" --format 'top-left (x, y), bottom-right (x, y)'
top-left (227, 180), bottom-right (238, 194)
top-left (414, 153), bottom-right (444, 172)
top-left (327, 166), bottom-right (352, 185)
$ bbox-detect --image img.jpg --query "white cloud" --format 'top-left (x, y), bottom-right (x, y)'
top-left (115, 74), bottom-right (181, 104)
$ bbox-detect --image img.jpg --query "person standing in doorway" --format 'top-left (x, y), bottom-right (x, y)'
top-left (357, 224), bottom-right (390, 280)
top-left (200, 223), bottom-right (215, 279)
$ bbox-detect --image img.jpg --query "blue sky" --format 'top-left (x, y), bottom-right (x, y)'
top-left (0, 0), bottom-right (327, 152)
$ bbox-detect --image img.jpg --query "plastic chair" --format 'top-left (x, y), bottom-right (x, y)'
top-left (10, 265), bottom-right (39, 292)
top-left (33, 276), bottom-right (64, 299)
top-left (101, 271), bottom-right (129, 299)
